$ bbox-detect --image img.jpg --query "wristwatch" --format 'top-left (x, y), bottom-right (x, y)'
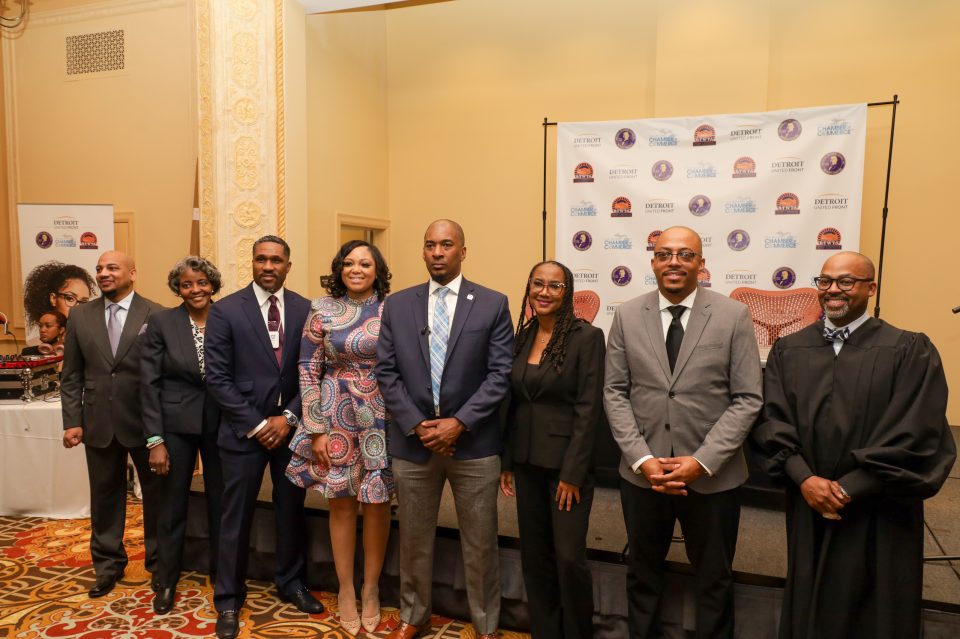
top-left (282, 410), bottom-right (299, 427)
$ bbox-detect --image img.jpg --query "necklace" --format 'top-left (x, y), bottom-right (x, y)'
top-left (538, 330), bottom-right (552, 344)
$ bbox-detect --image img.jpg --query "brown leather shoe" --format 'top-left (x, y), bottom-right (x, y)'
top-left (385, 621), bottom-right (424, 639)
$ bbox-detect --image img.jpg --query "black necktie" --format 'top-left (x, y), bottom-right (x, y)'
top-left (666, 305), bottom-right (686, 372)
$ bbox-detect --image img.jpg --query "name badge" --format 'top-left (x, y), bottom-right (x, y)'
top-left (269, 330), bottom-right (281, 349)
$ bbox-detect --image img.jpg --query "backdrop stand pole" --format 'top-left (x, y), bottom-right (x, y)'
top-left (870, 94), bottom-right (899, 319)
top-left (541, 117), bottom-right (556, 262)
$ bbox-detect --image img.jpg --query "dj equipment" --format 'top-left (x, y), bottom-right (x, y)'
top-left (0, 354), bottom-right (62, 401)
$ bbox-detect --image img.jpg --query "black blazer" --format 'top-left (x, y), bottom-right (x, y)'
top-left (140, 304), bottom-right (220, 438)
top-left (501, 320), bottom-right (606, 486)
top-left (60, 293), bottom-right (166, 448)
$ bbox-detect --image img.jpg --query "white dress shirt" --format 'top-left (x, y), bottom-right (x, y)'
top-left (428, 273), bottom-right (462, 331)
top-left (824, 310), bottom-right (870, 354)
top-left (247, 284), bottom-right (287, 438)
top-left (632, 288), bottom-right (713, 477)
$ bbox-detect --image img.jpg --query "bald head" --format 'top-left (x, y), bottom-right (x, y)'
top-left (425, 219), bottom-right (466, 245)
top-left (96, 250), bottom-right (137, 302)
top-left (656, 226), bottom-right (703, 254)
top-left (822, 251), bottom-right (875, 280)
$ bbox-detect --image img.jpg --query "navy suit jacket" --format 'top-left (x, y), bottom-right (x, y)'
top-left (204, 284), bottom-right (311, 453)
top-left (375, 277), bottom-right (514, 463)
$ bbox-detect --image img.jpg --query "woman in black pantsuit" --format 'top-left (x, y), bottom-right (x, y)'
top-left (500, 260), bottom-right (605, 639)
top-left (140, 256), bottom-right (225, 614)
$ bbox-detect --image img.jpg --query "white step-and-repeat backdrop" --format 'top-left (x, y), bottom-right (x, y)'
top-left (555, 103), bottom-right (867, 334)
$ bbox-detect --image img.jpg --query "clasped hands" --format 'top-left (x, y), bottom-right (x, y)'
top-left (256, 415), bottom-right (291, 451)
top-left (415, 417), bottom-right (464, 457)
top-left (800, 475), bottom-right (852, 520)
top-left (640, 456), bottom-right (706, 496)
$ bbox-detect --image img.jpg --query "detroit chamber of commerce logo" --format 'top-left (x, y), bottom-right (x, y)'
top-left (611, 196), bottom-right (633, 218)
top-left (818, 118), bottom-right (853, 136)
top-left (693, 124), bottom-right (717, 146)
top-left (687, 162), bottom-right (718, 178)
top-left (764, 232), bottom-right (798, 249)
top-left (55, 234), bottom-right (77, 248)
top-left (648, 129), bottom-right (678, 146)
top-left (615, 128), bottom-right (636, 149)
top-left (604, 233), bottom-right (633, 250)
top-left (572, 231), bottom-right (593, 251)
top-left (778, 118), bottom-right (802, 141)
top-left (35, 231), bottom-right (53, 249)
top-left (820, 152), bottom-right (846, 175)
top-left (611, 266), bottom-right (632, 286)
top-left (647, 230), bottom-right (662, 251)
top-left (570, 201), bottom-right (597, 216)
top-left (776, 192), bottom-right (800, 215)
top-left (732, 156), bottom-right (757, 178)
top-left (573, 162), bottom-right (595, 183)
top-left (725, 196), bottom-right (757, 214)
top-left (816, 227), bottom-right (843, 250)
top-left (79, 231), bottom-right (99, 250)
top-left (727, 229), bottom-right (750, 251)
top-left (698, 267), bottom-right (712, 288)
top-left (651, 160), bottom-right (674, 181)
top-left (772, 267), bottom-right (797, 289)
top-left (689, 195), bottom-right (711, 216)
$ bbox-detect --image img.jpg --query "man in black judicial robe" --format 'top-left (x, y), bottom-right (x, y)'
top-left (752, 252), bottom-right (955, 639)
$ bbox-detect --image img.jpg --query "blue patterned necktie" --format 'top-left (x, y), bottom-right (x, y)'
top-left (823, 326), bottom-right (850, 342)
top-left (430, 286), bottom-right (451, 414)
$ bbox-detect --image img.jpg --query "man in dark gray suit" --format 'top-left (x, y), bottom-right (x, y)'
top-left (604, 226), bottom-right (762, 639)
top-left (61, 251), bottom-right (165, 598)
top-left (376, 220), bottom-right (513, 639)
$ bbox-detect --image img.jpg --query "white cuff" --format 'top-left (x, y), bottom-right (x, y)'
top-left (247, 419), bottom-right (267, 438)
top-left (693, 456), bottom-right (713, 477)
top-left (632, 455), bottom-right (653, 474)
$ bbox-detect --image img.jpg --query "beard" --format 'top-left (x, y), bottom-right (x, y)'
top-left (822, 296), bottom-right (850, 320)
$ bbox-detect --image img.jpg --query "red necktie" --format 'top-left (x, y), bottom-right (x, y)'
top-left (268, 295), bottom-right (284, 364)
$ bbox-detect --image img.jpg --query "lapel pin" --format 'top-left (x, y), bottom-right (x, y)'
top-left (467, 294), bottom-right (474, 301)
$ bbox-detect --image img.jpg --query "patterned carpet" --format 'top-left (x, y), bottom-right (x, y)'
top-left (0, 504), bottom-right (529, 638)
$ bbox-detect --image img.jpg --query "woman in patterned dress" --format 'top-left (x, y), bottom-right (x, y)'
top-left (286, 240), bottom-right (394, 635)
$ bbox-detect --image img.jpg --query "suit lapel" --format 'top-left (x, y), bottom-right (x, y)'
top-left (641, 295), bottom-right (672, 381)
top-left (670, 290), bottom-right (712, 383)
top-left (240, 285), bottom-right (280, 369)
top-left (413, 284), bottom-right (430, 369)
top-left (174, 304), bottom-right (202, 380)
top-left (444, 278), bottom-right (475, 363)
top-left (88, 298), bottom-right (114, 364)
top-left (112, 294), bottom-right (148, 366)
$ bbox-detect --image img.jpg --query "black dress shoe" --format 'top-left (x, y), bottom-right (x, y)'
top-left (89, 570), bottom-right (124, 598)
top-left (215, 610), bottom-right (240, 639)
top-left (151, 575), bottom-right (161, 592)
top-left (153, 587), bottom-right (175, 614)
top-left (279, 587), bottom-right (324, 613)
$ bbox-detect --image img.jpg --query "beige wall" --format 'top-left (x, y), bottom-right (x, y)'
top-left (303, 8), bottom-right (388, 297)
top-left (3, 0), bottom-right (197, 328)
top-left (301, 0), bottom-right (960, 419)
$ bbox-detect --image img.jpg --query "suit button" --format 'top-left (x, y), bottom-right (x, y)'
top-left (668, 391), bottom-right (675, 398)
top-left (665, 423), bottom-right (670, 430)
top-left (111, 373), bottom-right (116, 378)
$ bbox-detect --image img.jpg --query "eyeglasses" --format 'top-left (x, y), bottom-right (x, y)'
top-left (652, 250), bottom-right (700, 264)
top-left (813, 276), bottom-right (873, 291)
top-left (55, 292), bottom-right (90, 307)
top-left (529, 279), bottom-right (567, 294)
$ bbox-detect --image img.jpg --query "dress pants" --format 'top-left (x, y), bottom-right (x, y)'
top-left (620, 479), bottom-right (740, 639)
top-left (514, 463), bottom-right (594, 639)
top-left (213, 442), bottom-right (307, 611)
top-left (156, 430), bottom-right (223, 588)
top-left (84, 437), bottom-right (161, 578)
top-left (393, 454), bottom-right (501, 635)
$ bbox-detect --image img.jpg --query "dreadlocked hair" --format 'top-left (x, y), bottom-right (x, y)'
top-left (513, 261), bottom-right (581, 373)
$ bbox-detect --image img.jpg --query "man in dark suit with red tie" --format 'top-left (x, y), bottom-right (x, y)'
top-left (204, 236), bottom-right (321, 639)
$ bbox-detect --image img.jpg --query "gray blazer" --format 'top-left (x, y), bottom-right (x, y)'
top-left (604, 287), bottom-right (762, 494)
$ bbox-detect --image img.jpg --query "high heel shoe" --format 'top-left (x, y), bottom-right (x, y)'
top-left (338, 591), bottom-right (361, 636)
top-left (361, 586), bottom-right (381, 633)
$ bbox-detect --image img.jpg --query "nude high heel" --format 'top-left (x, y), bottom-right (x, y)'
top-left (361, 585), bottom-right (381, 633)
top-left (338, 591), bottom-right (361, 636)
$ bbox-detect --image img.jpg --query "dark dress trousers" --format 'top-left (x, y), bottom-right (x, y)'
top-left (203, 284), bottom-right (311, 612)
top-left (502, 320), bottom-right (605, 639)
top-left (60, 293), bottom-right (166, 579)
top-left (140, 303), bottom-right (223, 588)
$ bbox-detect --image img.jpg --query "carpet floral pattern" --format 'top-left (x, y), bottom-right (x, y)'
top-left (0, 505), bottom-right (528, 638)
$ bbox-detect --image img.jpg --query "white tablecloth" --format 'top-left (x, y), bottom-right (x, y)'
top-left (0, 398), bottom-right (90, 518)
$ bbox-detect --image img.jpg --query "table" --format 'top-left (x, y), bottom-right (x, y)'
top-left (0, 398), bottom-right (90, 518)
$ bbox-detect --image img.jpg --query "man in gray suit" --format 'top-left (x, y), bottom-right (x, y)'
top-left (604, 226), bottom-right (762, 639)
top-left (61, 251), bottom-right (165, 598)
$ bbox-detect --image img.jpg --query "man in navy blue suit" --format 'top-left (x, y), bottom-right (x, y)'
top-left (204, 236), bottom-right (322, 639)
top-left (377, 220), bottom-right (514, 639)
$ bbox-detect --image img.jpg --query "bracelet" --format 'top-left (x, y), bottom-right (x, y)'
top-left (838, 484), bottom-right (851, 500)
top-left (146, 436), bottom-right (165, 449)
